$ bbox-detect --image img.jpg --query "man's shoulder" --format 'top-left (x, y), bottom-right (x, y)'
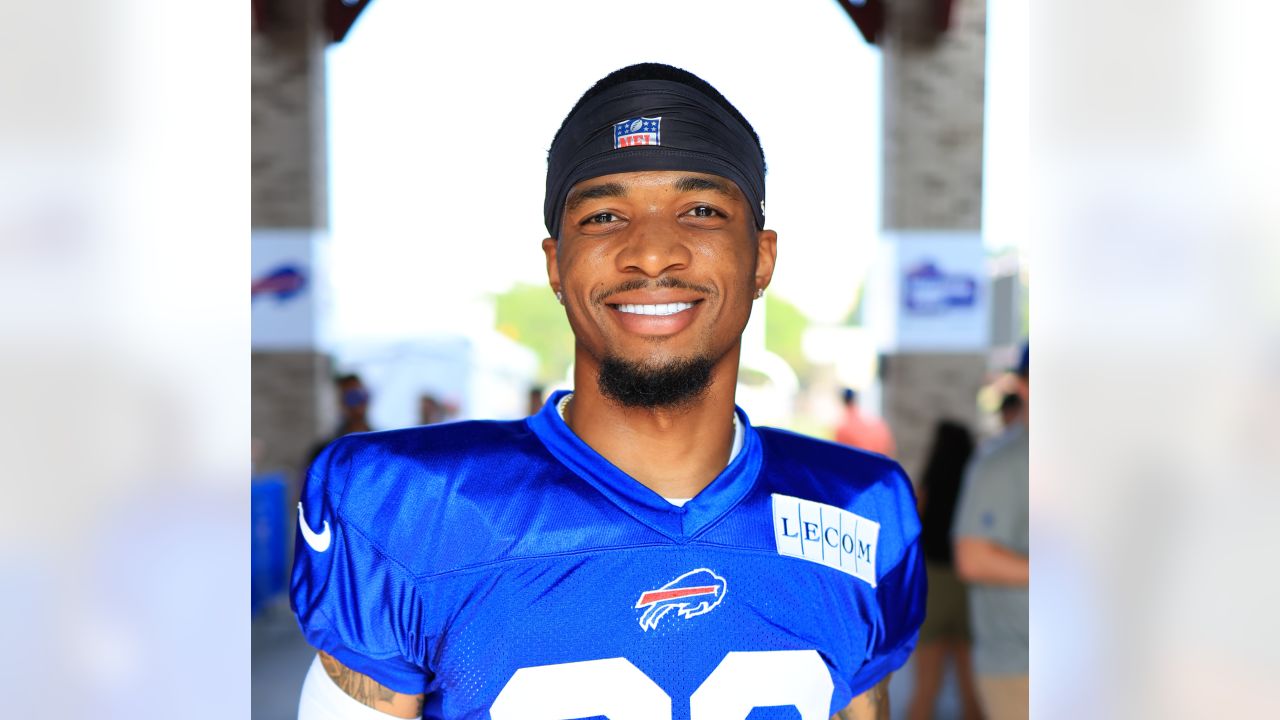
top-left (747, 427), bottom-right (922, 575)
top-left (320, 418), bottom-right (537, 471)
top-left (754, 426), bottom-right (915, 513)
top-left (344, 416), bottom-right (532, 450)
top-left (317, 417), bottom-right (552, 497)
top-left (307, 418), bottom-right (569, 574)
top-left (758, 426), bottom-right (903, 481)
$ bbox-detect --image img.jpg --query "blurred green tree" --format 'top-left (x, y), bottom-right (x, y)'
top-left (494, 283), bottom-right (575, 385)
top-left (765, 293), bottom-right (812, 381)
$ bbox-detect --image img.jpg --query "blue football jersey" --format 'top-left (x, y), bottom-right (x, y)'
top-left (291, 391), bottom-right (925, 719)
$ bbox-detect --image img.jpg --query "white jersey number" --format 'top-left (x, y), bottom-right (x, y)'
top-left (491, 649), bottom-right (833, 720)
top-left (490, 657), bottom-right (669, 720)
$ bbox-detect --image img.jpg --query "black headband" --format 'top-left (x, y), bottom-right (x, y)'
top-left (544, 78), bottom-right (766, 238)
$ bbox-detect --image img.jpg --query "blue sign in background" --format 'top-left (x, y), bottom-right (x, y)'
top-left (903, 260), bottom-right (978, 315)
top-left (252, 474), bottom-right (288, 615)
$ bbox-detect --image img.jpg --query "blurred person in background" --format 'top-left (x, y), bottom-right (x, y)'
top-left (997, 392), bottom-right (1023, 431)
top-left (952, 344), bottom-right (1029, 720)
top-left (290, 63), bottom-right (925, 719)
top-left (331, 373), bottom-right (374, 436)
top-left (907, 420), bottom-right (983, 720)
top-left (526, 385), bottom-right (544, 416)
top-left (418, 394), bottom-right (444, 425)
top-left (835, 387), bottom-right (896, 457)
top-left (308, 373), bottom-right (374, 466)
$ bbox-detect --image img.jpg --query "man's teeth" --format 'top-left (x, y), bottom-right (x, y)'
top-left (616, 302), bottom-right (695, 316)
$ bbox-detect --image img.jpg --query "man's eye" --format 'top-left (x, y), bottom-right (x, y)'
top-left (585, 212), bottom-right (618, 224)
top-left (687, 206), bottom-right (720, 218)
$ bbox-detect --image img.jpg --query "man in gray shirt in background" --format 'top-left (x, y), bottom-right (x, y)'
top-left (953, 344), bottom-right (1030, 720)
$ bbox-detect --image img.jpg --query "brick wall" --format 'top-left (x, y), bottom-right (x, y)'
top-left (252, 0), bottom-right (328, 229)
top-left (252, 351), bottom-right (335, 484)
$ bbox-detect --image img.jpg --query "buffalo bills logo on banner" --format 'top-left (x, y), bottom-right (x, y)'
top-left (614, 116), bottom-right (662, 148)
top-left (634, 568), bottom-right (725, 631)
top-left (252, 264), bottom-right (308, 302)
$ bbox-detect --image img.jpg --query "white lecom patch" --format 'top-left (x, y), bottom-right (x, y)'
top-left (770, 493), bottom-right (880, 587)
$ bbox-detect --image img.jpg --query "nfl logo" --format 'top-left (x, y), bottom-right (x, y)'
top-left (614, 116), bottom-right (661, 148)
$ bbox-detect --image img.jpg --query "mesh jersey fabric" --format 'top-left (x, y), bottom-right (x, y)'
top-left (291, 390), bottom-right (925, 719)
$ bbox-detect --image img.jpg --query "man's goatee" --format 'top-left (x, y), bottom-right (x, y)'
top-left (597, 355), bottom-right (715, 409)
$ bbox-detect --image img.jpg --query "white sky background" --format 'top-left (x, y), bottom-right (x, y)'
top-left (327, 0), bottom-right (1024, 341)
top-left (982, 0), bottom-right (1028, 260)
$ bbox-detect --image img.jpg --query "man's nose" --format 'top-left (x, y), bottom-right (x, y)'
top-left (615, 217), bottom-right (692, 277)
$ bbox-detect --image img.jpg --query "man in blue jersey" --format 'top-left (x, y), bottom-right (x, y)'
top-left (292, 63), bottom-right (926, 720)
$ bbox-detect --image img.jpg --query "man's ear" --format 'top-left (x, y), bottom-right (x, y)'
top-left (542, 237), bottom-right (561, 294)
top-left (754, 229), bottom-right (778, 293)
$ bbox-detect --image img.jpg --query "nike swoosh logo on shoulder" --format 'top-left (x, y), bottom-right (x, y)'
top-left (297, 501), bottom-right (331, 553)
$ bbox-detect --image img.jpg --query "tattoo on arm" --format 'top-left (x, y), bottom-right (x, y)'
top-left (831, 675), bottom-right (890, 720)
top-left (318, 651), bottom-right (425, 717)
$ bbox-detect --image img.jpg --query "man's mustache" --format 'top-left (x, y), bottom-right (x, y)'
top-left (591, 276), bottom-right (717, 305)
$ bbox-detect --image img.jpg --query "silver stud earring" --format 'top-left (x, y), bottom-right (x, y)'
top-left (555, 291), bottom-right (564, 305)
top-left (755, 288), bottom-right (765, 299)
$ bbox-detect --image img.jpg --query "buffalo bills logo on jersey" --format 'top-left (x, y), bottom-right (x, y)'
top-left (614, 116), bottom-right (661, 148)
top-left (634, 568), bottom-right (725, 631)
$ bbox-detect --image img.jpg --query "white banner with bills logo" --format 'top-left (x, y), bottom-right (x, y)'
top-left (251, 229), bottom-right (331, 351)
top-left (865, 230), bottom-right (990, 353)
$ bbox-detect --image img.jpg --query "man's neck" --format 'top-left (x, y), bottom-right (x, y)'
top-left (566, 352), bottom-right (741, 500)
top-left (340, 418), bottom-right (370, 434)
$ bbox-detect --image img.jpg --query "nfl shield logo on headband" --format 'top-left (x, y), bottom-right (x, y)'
top-left (614, 116), bottom-right (661, 148)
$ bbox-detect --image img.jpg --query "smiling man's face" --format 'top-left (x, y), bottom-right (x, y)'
top-left (543, 170), bottom-right (776, 407)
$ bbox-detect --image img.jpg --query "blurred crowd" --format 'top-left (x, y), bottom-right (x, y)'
top-left (837, 347), bottom-right (1029, 720)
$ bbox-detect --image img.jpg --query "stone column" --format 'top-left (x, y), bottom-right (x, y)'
top-left (880, 0), bottom-right (989, 482)
top-left (252, 0), bottom-right (333, 487)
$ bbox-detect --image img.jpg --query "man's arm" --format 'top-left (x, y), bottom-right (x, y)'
top-left (831, 675), bottom-right (890, 720)
top-left (953, 536), bottom-right (1029, 585)
top-left (316, 651), bottom-right (425, 718)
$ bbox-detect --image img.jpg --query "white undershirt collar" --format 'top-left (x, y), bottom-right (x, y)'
top-left (555, 392), bottom-right (744, 507)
